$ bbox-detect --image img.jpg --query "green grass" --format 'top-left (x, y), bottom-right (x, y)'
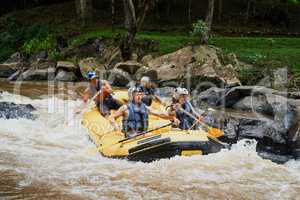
top-left (209, 37), bottom-right (300, 72)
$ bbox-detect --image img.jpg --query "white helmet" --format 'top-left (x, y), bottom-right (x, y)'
top-left (173, 87), bottom-right (189, 100)
top-left (141, 76), bottom-right (150, 84)
top-left (175, 87), bottom-right (189, 95)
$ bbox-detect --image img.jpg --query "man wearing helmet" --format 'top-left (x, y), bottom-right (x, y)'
top-left (167, 87), bottom-right (204, 130)
top-left (82, 71), bottom-right (122, 116)
top-left (138, 76), bottom-right (163, 106)
top-left (109, 86), bottom-right (179, 137)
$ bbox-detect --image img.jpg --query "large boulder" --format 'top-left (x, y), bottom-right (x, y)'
top-left (106, 68), bottom-right (132, 87)
top-left (63, 37), bottom-right (111, 59)
top-left (104, 47), bottom-right (123, 70)
top-left (114, 61), bottom-right (143, 75)
top-left (18, 68), bottom-right (56, 81)
top-left (55, 69), bottom-right (77, 82)
top-left (273, 67), bottom-right (288, 90)
top-left (56, 61), bottom-right (77, 72)
top-left (141, 55), bottom-right (153, 65)
top-left (198, 86), bottom-right (298, 145)
top-left (147, 46), bottom-right (193, 82)
top-left (134, 66), bottom-right (158, 82)
top-left (144, 45), bottom-right (241, 88)
top-left (0, 52), bottom-right (29, 78)
top-left (0, 63), bottom-right (19, 78)
top-left (29, 50), bottom-right (48, 63)
top-left (78, 57), bottom-right (106, 79)
top-left (0, 102), bottom-right (37, 120)
top-left (5, 52), bottom-right (25, 63)
top-left (16, 60), bottom-right (56, 81)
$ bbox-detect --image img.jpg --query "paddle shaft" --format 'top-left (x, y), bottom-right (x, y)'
top-left (118, 122), bottom-right (173, 143)
top-left (177, 107), bottom-right (210, 130)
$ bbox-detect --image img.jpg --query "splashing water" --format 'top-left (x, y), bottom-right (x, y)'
top-left (0, 84), bottom-right (300, 200)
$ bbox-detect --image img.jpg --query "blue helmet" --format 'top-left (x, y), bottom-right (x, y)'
top-left (87, 71), bottom-right (98, 80)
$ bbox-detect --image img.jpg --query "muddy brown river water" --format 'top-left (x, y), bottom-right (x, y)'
top-left (0, 81), bottom-right (300, 200)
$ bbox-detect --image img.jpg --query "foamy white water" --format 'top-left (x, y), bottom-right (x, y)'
top-left (1, 89), bottom-right (300, 200)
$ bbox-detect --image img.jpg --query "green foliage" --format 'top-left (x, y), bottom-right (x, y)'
top-left (49, 49), bottom-right (63, 61)
top-left (0, 17), bottom-right (53, 62)
top-left (22, 35), bottom-right (56, 55)
top-left (0, 17), bottom-right (23, 61)
top-left (190, 20), bottom-right (209, 39)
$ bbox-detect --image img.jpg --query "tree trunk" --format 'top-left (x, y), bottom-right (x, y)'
top-left (203, 0), bottom-right (215, 44)
top-left (136, 0), bottom-right (153, 31)
top-left (111, 0), bottom-right (115, 31)
top-left (217, 0), bottom-right (222, 22)
top-left (75, 0), bottom-right (93, 26)
top-left (122, 0), bottom-right (137, 61)
top-left (188, 0), bottom-right (192, 25)
top-left (244, 0), bottom-right (251, 24)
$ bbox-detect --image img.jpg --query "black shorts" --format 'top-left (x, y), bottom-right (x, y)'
top-left (97, 96), bottom-right (122, 116)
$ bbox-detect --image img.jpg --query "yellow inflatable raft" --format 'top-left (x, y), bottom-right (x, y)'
top-left (82, 90), bottom-right (225, 162)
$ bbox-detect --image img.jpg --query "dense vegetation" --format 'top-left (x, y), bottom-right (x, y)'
top-left (1, 0), bottom-right (300, 73)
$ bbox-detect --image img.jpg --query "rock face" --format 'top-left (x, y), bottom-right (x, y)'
top-left (19, 68), bottom-right (56, 81)
top-left (0, 102), bottom-right (37, 120)
top-left (0, 52), bottom-right (28, 78)
top-left (134, 66), bottom-right (158, 82)
top-left (140, 45), bottom-right (241, 88)
top-left (0, 63), bottom-right (19, 78)
top-left (55, 69), bottom-right (77, 82)
top-left (106, 68), bottom-right (131, 87)
top-left (196, 86), bottom-right (299, 162)
top-left (78, 57), bottom-right (105, 79)
top-left (56, 61), bottom-right (77, 72)
top-left (114, 61), bottom-right (143, 75)
top-left (16, 60), bottom-right (56, 81)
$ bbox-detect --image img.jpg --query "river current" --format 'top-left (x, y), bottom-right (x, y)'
top-left (0, 81), bottom-right (299, 200)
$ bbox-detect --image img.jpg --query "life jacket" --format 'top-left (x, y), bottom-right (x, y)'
top-left (175, 102), bottom-right (196, 130)
top-left (122, 102), bottom-right (149, 134)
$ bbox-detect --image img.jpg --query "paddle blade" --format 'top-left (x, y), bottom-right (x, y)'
top-left (208, 127), bottom-right (224, 138)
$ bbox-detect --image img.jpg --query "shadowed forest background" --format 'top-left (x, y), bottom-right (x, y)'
top-left (1, 0), bottom-right (300, 89)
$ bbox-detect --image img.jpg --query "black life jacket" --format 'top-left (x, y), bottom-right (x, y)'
top-left (175, 102), bottom-right (196, 130)
top-left (122, 102), bottom-right (149, 134)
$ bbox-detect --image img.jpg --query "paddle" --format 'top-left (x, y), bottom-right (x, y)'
top-left (177, 106), bottom-right (224, 138)
top-left (118, 122), bottom-right (173, 143)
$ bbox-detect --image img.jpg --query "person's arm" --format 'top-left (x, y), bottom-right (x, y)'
top-left (82, 88), bottom-right (91, 103)
top-left (109, 105), bottom-right (127, 130)
top-left (148, 106), bottom-right (179, 125)
top-left (153, 95), bottom-right (166, 106)
top-left (187, 101), bottom-right (205, 121)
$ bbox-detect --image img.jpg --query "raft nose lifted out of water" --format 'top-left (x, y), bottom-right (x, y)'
top-left (82, 90), bottom-right (225, 162)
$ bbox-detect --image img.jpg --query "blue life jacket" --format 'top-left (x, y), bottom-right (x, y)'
top-left (176, 102), bottom-right (196, 130)
top-left (122, 102), bottom-right (149, 134)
